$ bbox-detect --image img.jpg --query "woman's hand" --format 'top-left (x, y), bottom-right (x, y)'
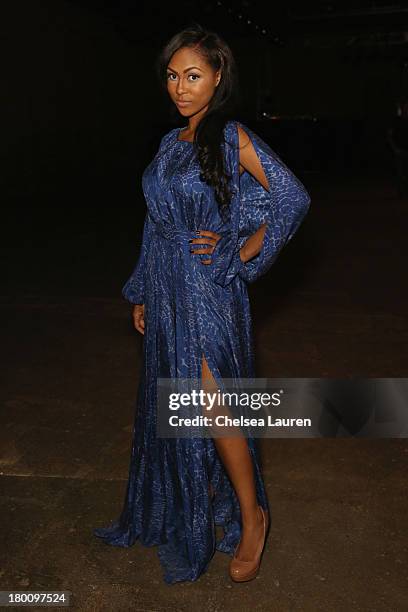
top-left (239, 223), bottom-right (268, 263)
top-left (189, 230), bottom-right (222, 265)
top-left (132, 304), bottom-right (145, 335)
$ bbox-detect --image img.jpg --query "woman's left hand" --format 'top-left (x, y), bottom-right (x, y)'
top-left (189, 230), bottom-right (222, 265)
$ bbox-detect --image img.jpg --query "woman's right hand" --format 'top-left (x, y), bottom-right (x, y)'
top-left (132, 304), bottom-right (145, 335)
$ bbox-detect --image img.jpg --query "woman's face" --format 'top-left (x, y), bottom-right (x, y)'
top-left (166, 46), bottom-right (221, 119)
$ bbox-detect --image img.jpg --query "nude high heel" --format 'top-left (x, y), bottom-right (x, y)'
top-left (229, 505), bottom-right (268, 583)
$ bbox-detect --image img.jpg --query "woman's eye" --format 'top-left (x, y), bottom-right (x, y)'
top-left (166, 73), bottom-right (200, 82)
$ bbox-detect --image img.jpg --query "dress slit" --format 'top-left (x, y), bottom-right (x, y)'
top-left (93, 121), bottom-right (283, 584)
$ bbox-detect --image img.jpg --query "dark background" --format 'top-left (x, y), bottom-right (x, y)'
top-left (3, 0), bottom-right (405, 197)
top-left (1, 3), bottom-right (408, 607)
top-left (2, 1), bottom-right (407, 304)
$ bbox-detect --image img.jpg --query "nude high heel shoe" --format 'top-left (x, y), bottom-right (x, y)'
top-left (229, 506), bottom-right (268, 583)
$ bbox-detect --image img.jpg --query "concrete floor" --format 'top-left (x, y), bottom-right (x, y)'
top-left (1, 171), bottom-right (407, 610)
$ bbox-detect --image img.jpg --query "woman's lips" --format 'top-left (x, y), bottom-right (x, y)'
top-left (176, 100), bottom-right (192, 107)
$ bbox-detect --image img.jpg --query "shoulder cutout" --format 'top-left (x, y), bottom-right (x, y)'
top-left (236, 124), bottom-right (270, 192)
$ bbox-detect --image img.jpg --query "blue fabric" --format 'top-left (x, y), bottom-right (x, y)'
top-left (93, 120), bottom-right (311, 584)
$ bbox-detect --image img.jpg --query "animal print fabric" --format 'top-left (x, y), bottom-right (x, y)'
top-left (93, 120), bottom-right (311, 583)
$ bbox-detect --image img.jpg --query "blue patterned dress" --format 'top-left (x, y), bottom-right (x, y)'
top-left (93, 120), bottom-right (311, 584)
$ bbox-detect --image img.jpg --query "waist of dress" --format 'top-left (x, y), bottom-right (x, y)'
top-left (153, 221), bottom-right (195, 243)
top-left (153, 220), bottom-right (230, 244)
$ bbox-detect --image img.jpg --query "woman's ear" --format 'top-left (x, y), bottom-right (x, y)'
top-left (215, 72), bottom-right (221, 86)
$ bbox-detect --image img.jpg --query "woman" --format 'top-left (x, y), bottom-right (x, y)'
top-left (94, 25), bottom-right (311, 584)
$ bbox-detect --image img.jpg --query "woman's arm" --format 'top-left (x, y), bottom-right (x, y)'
top-left (237, 125), bottom-right (269, 263)
top-left (238, 125), bottom-right (270, 191)
top-left (122, 211), bottom-right (154, 305)
top-left (210, 120), bottom-right (311, 287)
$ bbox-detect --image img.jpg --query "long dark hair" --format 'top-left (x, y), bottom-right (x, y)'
top-left (156, 24), bottom-right (240, 221)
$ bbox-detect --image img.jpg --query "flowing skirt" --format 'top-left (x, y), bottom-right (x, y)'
top-left (93, 232), bottom-right (270, 584)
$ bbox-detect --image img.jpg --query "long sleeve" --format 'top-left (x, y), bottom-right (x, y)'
top-left (237, 128), bottom-right (311, 283)
top-left (211, 121), bottom-right (311, 287)
top-left (122, 211), bottom-right (154, 304)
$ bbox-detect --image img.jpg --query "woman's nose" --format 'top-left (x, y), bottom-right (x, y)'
top-left (176, 78), bottom-right (187, 94)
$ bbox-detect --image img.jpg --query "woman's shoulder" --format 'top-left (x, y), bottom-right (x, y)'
top-left (222, 119), bottom-right (240, 148)
top-left (222, 119), bottom-right (286, 169)
top-left (148, 127), bottom-right (179, 160)
top-left (234, 120), bottom-right (266, 144)
top-left (159, 127), bottom-right (178, 148)
top-left (224, 118), bottom-right (252, 131)
top-left (223, 119), bottom-right (261, 140)
top-left (223, 119), bottom-right (265, 151)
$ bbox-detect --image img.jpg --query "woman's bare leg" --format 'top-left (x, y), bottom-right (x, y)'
top-left (201, 354), bottom-right (265, 561)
